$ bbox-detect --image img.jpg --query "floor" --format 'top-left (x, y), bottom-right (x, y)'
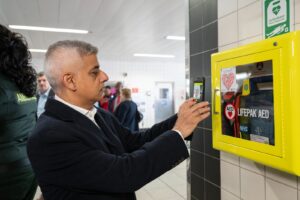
top-left (34, 160), bottom-right (187, 200)
top-left (136, 160), bottom-right (187, 200)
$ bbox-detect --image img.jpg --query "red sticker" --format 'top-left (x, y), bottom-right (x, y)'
top-left (222, 72), bottom-right (235, 90)
top-left (225, 103), bottom-right (235, 120)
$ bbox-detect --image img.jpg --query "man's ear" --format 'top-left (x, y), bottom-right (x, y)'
top-left (63, 73), bottom-right (77, 91)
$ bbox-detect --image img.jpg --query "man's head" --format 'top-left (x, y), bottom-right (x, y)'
top-left (44, 40), bottom-right (109, 109)
top-left (114, 81), bottom-right (123, 95)
top-left (37, 72), bottom-right (50, 94)
top-left (121, 88), bottom-right (131, 100)
top-left (104, 86), bottom-right (111, 96)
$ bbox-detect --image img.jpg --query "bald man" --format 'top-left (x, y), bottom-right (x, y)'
top-left (27, 40), bottom-right (210, 200)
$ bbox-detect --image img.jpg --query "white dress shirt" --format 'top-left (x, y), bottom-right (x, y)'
top-left (37, 88), bottom-right (51, 118)
top-left (54, 95), bottom-right (99, 127)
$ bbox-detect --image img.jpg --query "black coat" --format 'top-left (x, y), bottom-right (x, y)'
top-left (114, 100), bottom-right (140, 132)
top-left (0, 73), bottom-right (37, 199)
top-left (27, 98), bottom-right (188, 200)
top-left (0, 73), bottom-right (37, 163)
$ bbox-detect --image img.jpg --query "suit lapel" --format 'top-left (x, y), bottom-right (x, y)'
top-left (94, 113), bottom-right (125, 154)
top-left (72, 110), bottom-right (124, 154)
top-left (76, 115), bottom-right (113, 147)
top-left (45, 99), bottom-right (121, 153)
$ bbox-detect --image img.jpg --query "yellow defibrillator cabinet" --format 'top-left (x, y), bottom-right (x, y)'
top-left (211, 31), bottom-right (300, 175)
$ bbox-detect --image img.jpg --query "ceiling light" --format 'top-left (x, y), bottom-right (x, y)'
top-left (29, 49), bottom-right (47, 53)
top-left (133, 53), bottom-right (175, 58)
top-left (9, 25), bottom-right (89, 34)
top-left (166, 36), bottom-right (185, 41)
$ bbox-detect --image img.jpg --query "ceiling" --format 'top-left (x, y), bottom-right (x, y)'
top-left (0, 0), bottom-right (186, 63)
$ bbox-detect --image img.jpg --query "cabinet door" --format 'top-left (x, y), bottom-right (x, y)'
top-left (212, 48), bottom-right (282, 157)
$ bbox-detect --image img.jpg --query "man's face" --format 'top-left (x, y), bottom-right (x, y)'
top-left (37, 75), bottom-right (50, 94)
top-left (115, 82), bottom-right (123, 90)
top-left (75, 54), bottom-right (109, 106)
top-left (104, 88), bottom-right (111, 96)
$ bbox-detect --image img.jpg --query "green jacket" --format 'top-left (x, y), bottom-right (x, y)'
top-left (0, 73), bottom-right (37, 163)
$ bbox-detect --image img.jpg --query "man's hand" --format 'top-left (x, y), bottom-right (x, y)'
top-left (173, 98), bottom-right (210, 138)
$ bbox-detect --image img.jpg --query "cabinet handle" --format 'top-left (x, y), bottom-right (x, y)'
top-left (214, 88), bottom-right (220, 114)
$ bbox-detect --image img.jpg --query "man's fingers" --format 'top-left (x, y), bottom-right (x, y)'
top-left (193, 110), bottom-right (210, 121)
top-left (174, 100), bottom-right (211, 137)
top-left (199, 112), bottom-right (210, 120)
top-left (186, 98), bottom-right (198, 106)
top-left (196, 107), bottom-right (210, 115)
top-left (179, 100), bottom-right (210, 121)
top-left (179, 98), bottom-right (197, 110)
top-left (190, 101), bottom-right (210, 113)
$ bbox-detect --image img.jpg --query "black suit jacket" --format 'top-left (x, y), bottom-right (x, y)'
top-left (27, 99), bottom-right (189, 200)
top-left (114, 100), bottom-right (139, 132)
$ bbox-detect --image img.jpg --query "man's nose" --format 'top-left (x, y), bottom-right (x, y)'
top-left (101, 71), bottom-right (109, 82)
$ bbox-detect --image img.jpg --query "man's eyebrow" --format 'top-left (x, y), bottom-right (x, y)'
top-left (90, 65), bottom-right (100, 71)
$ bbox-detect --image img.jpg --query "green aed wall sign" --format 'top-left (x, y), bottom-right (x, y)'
top-left (264, 0), bottom-right (290, 38)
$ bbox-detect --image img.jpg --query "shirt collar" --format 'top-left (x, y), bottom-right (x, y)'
top-left (39, 88), bottom-right (51, 96)
top-left (54, 95), bottom-right (97, 120)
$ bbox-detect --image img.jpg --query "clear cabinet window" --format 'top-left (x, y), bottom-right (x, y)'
top-left (221, 60), bottom-right (274, 145)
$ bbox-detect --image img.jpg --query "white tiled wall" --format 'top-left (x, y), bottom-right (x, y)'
top-left (218, 0), bottom-right (300, 199)
top-left (221, 151), bottom-right (300, 200)
top-left (266, 179), bottom-right (297, 200)
top-left (241, 168), bottom-right (265, 200)
top-left (238, 1), bottom-right (262, 40)
top-left (238, 0), bottom-right (258, 9)
top-left (221, 189), bottom-right (240, 200)
top-left (218, 12), bottom-right (238, 46)
top-left (296, 0), bottom-right (300, 24)
top-left (239, 157), bottom-right (264, 175)
top-left (238, 35), bottom-right (262, 46)
top-left (218, 0), bottom-right (238, 18)
top-left (265, 167), bottom-right (297, 188)
top-left (221, 160), bottom-right (241, 197)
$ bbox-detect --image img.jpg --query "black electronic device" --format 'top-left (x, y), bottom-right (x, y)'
top-left (193, 77), bottom-right (205, 103)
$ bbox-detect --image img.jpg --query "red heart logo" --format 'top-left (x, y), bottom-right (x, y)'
top-left (222, 72), bottom-right (235, 90)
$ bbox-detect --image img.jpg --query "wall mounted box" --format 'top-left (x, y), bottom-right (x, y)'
top-left (211, 31), bottom-right (300, 175)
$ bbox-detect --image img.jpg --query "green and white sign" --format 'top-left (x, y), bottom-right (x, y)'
top-left (264, 0), bottom-right (290, 38)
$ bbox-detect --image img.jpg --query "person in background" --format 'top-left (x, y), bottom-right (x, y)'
top-left (36, 75), bottom-right (54, 200)
top-left (37, 71), bottom-right (54, 118)
top-left (0, 24), bottom-right (37, 200)
top-left (114, 88), bottom-right (141, 132)
top-left (109, 81), bottom-right (123, 112)
top-left (27, 40), bottom-right (210, 200)
top-left (99, 85), bottom-right (113, 111)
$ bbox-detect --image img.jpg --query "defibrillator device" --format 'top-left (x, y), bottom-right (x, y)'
top-left (211, 31), bottom-right (300, 175)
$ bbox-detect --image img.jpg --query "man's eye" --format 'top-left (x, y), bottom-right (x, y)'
top-left (91, 71), bottom-right (99, 75)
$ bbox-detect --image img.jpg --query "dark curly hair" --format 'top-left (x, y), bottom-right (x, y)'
top-left (0, 24), bottom-right (37, 97)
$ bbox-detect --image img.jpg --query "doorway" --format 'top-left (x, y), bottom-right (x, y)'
top-left (154, 82), bottom-right (174, 123)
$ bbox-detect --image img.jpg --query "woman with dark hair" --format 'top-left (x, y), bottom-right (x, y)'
top-left (0, 24), bottom-right (38, 200)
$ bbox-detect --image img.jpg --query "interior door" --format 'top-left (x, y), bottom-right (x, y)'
top-left (154, 82), bottom-right (174, 123)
